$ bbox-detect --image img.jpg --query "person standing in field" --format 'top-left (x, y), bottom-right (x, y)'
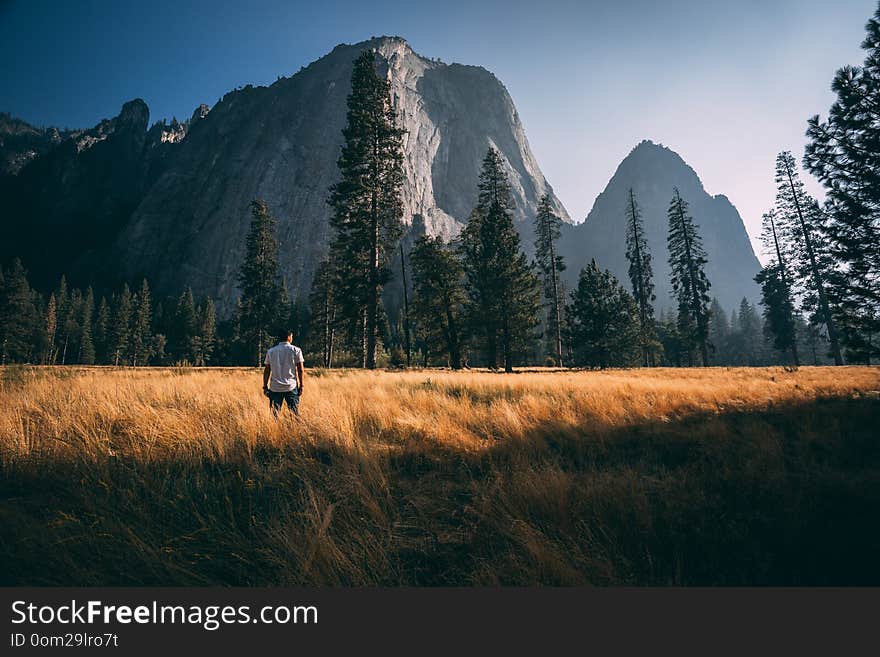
top-left (263, 329), bottom-right (305, 416)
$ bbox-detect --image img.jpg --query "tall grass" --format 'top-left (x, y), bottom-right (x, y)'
top-left (1, 365), bottom-right (879, 585)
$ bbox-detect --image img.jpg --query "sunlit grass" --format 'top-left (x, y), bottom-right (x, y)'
top-left (1, 365), bottom-right (879, 585)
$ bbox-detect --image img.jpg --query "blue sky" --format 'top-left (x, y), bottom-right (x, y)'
top-left (1, 0), bottom-right (876, 257)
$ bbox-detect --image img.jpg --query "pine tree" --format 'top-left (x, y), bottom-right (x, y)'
top-left (666, 188), bottom-right (712, 366)
top-left (236, 199), bottom-right (284, 366)
top-left (171, 288), bottom-right (198, 364)
top-left (327, 49), bottom-right (406, 369)
top-left (533, 193), bottom-right (566, 366)
top-left (624, 188), bottom-right (657, 366)
top-left (79, 287), bottom-right (96, 365)
top-left (756, 209), bottom-right (800, 365)
top-left (44, 293), bottom-right (58, 364)
top-left (566, 260), bottom-right (641, 368)
top-left (193, 298), bottom-right (216, 366)
top-left (308, 258), bottom-right (339, 368)
top-left (756, 264), bottom-right (799, 365)
top-left (736, 298), bottom-right (763, 366)
top-left (804, 5), bottom-right (880, 362)
top-left (410, 236), bottom-right (466, 369)
top-left (54, 276), bottom-right (70, 364)
top-left (708, 298), bottom-right (730, 364)
top-left (111, 284), bottom-right (133, 366)
top-left (130, 279), bottom-right (152, 366)
top-left (459, 149), bottom-right (542, 372)
top-left (0, 261), bottom-right (38, 364)
top-left (94, 297), bottom-right (111, 364)
top-left (773, 152), bottom-right (843, 365)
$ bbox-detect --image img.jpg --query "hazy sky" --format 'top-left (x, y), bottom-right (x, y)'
top-left (1, 0), bottom-right (876, 259)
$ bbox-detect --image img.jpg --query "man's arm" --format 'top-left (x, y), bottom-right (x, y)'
top-left (263, 364), bottom-right (271, 391)
top-left (296, 362), bottom-right (305, 394)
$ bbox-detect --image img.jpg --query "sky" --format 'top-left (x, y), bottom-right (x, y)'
top-left (1, 0), bottom-right (876, 260)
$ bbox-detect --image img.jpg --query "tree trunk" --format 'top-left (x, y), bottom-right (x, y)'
top-left (445, 308), bottom-right (462, 370)
top-left (630, 190), bottom-right (650, 367)
top-left (400, 242), bottom-right (411, 367)
top-left (548, 229), bottom-right (563, 368)
top-left (676, 199), bottom-right (708, 367)
top-left (502, 320), bottom-right (513, 373)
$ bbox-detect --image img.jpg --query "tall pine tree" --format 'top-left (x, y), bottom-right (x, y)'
top-left (308, 257), bottom-right (339, 368)
top-left (667, 188), bottom-right (712, 366)
top-left (805, 4), bottom-right (880, 362)
top-left (533, 193), bottom-right (566, 366)
top-left (624, 188), bottom-right (657, 366)
top-left (756, 264), bottom-right (799, 365)
top-left (110, 284), bottom-right (133, 366)
top-left (236, 199), bottom-right (284, 366)
top-left (327, 50), bottom-right (406, 369)
top-left (566, 260), bottom-right (641, 368)
top-left (130, 279), bottom-right (153, 366)
top-left (459, 149), bottom-right (541, 372)
top-left (773, 152), bottom-right (843, 365)
top-left (410, 236), bottom-right (466, 369)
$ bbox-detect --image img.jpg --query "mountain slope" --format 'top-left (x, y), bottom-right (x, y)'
top-left (111, 36), bottom-right (569, 313)
top-left (558, 140), bottom-right (761, 313)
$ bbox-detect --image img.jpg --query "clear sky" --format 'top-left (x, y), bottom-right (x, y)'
top-left (1, 0), bottom-right (876, 259)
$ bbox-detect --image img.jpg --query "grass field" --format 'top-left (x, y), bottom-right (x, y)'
top-left (1, 365), bottom-right (879, 585)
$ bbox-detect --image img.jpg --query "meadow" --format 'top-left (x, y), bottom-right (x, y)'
top-left (1, 365), bottom-right (879, 586)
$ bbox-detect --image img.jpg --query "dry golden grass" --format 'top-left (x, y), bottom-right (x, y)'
top-left (1, 365), bottom-right (879, 585)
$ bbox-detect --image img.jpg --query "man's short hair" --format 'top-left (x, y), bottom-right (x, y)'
top-left (279, 329), bottom-right (294, 341)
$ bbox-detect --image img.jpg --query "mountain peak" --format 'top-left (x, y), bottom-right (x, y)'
top-left (558, 140), bottom-right (761, 313)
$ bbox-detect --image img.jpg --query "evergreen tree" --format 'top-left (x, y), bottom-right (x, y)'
top-left (54, 276), bottom-right (71, 364)
top-left (773, 152), bottom-right (843, 364)
top-left (94, 297), bottom-right (111, 364)
top-left (805, 5), bottom-right (880, 362)
top-left (624, 188), bottom-right (658, 366)
top-left (61, 289), bottom-right (82, 365)
top-left (79, 287), bottom-right (96, 365)
top-left (735, 298), bottom-right (764, 366)
top-left (171, 288), bottom-right (198, 363)
top-left (666, 188), bottom-right (712, 366)
top-left (130, 279), bottom-right (153, 366)
top-left (533, 193), bottom-right (566, 366)
top-left (327, 49), bottom-right (406, 369)
top-left (110, 284), bottom-right (133, 366)
top-left (0, 261), bottom-right (38, 363)
top-left (236, 199), bottom-right (284, 366)
top-left (566, 260), bottom-right (641, 368)
top-left (193, 298), bottom-right (216, 366)
top-left (459, 149), bottom-right (542, 372)
top-left (44, 293), bottom-right (58, 364)
top-left (708, 298), bottom-right (730, 364)
top-left (308, 258), bottom-right (339, 368)
top-left (756, 264), bottom-right (799, 365)
top-left (410, 236), bottom-right (466, 369)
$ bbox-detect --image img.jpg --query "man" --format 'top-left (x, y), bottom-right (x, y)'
top-left (263, 329), bottom-right (305, 416)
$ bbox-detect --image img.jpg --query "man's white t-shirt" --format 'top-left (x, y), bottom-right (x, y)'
top-left (264, 342), bottom-right (305, 392)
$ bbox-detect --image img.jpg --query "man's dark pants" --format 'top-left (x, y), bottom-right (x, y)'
top-left (267, 389), bottom-right (300, 416)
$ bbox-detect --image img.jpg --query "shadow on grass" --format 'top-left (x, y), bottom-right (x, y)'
top-left (1, 396), bottom-right (879, 586)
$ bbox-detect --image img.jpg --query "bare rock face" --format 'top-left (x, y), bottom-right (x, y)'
top-left (557, 140), bottom-right (761, 314)
top-left (113, 36), bottom-right (569, 314)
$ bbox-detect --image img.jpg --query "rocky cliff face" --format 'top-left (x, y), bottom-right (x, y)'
top-left (0, 99), bottom-right (209, 289)
top-left (557, 140), bottom-right (761, 313)
top-left (1, 39), bottom-right (762, 318)
top-left (110, 36), bottom-right (568, 314)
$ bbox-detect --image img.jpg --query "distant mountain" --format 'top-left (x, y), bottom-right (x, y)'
top-left (0, 100), bottom-right (209, 290)
top-left (0, 36), bottom-right (568, 313)
top-left (558, 140), bottom-right (761, 313)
